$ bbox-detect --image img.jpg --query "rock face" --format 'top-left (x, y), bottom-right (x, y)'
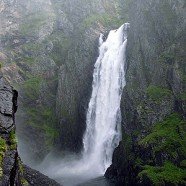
top-left (0, 73), bottom-right (61, 185)
top-left (105, 0), bottom-right (186, 185)
top-left (53, 0), bottom-right (124, 152)
top-left (0, 0), bottom-right (125, 161)
top-left (0, 72), bottom-right (19, 185)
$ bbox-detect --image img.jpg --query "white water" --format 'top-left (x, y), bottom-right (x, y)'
top-left (82, 23), bottom-right (128, 174)
top-left (39, 23), bottom-right (129, 186)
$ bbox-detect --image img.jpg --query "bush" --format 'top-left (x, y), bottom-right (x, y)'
top-left (139, 113), bottom-right (186, 158)
top-left (139, 161), bottom-right (186, 185)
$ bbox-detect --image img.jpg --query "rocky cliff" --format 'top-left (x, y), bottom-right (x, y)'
top-left (0, 71), bottom-right (19, 185)
top-left (0, 0), bottom-right (125, 162)
top-left (105, 0), bottom-right (186, 185)
top-left (0, 72), bottom-right (61, 185)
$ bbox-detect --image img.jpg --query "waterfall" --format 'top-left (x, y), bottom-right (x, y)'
top-left (82, 23), bottom-right (129, 174)
top-left (39, 23), bottom-right (129, 186)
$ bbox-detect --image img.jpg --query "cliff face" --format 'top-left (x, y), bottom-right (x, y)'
top-left (0, 0), bottom-right (59, 163)
top-left (54, 0), bottom-right (123, 151)
top-left (106, 0), bottom-right (186, 185)
top-left (0, 0), bottom-right (125, 162)
top-left (0, 72), bottom-right (61, 185)
top-left (0, 73), bottom-right (19, 185)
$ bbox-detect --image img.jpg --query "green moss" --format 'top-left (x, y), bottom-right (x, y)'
top-left (139, 113), bottom-right (186, 158)
top-left (138, 161), bottom-right (186, 185)
top-left (9, 130), bottom-right (17, 150)
top-left (21, 178), bottom-right (29, 186)
top-left (0, 137), bottom-right (7, 172)
top-left (146, 85), bottom-right (172, 102)
top-left (0, 137), bottom-right (6, 152)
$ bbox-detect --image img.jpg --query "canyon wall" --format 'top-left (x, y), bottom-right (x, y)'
top-left (106, 0), bottom-right (186, 185)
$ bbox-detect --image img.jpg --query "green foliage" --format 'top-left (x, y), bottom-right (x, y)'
top-left (139, 113), bottom-right (186, 159)
top-left (146, 85), bottom-right (172, 102)
top-left (21, 178), bottom-right (29, 186)
top-left (46, 31), bottom-right (71, 66)
top-left (0, 137), bottom-right (6, 173)
top-left (0, 62), bottom-right (2, 69)
top-left (0, 138), bottom-right (6, 152)
top-left (26, 107), bottom-right (59, 147)
top-left (180, 160), bottom-right (186, 168)
top-left (21, 42), bottom-right (42, 54)
top-left (19, 12), bottom-right (52, 35)
top-left (81, 13), bottom-right (124, 31)
top-left (23, 76), bottom-right (41, 101)
top-left (138, 161), bottom-right (186, 185)
top-left (179, 92), bottom-right (186, 101)
top-left (159, 52), bottom-right (175, 64)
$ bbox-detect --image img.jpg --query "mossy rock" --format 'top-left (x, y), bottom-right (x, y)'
top-left (0, 137), bottom-right (7, 173)
top-left (9, 130), bottom-right (17, 150)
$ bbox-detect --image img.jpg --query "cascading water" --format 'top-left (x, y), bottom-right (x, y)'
top-left (82, 23), bottom-right (129, 174)
top-left (39, 23), bottom-right (129, 186)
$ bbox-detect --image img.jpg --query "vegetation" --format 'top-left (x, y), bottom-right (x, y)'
top-left (23, 76), bottom-right (41, 101)
top-left (0, 137), bottom-right (7, 176)
top-left (179, 92), bottom-right (186, 101)
top-left (139, 113), bottom-right (186, 158)
top-left (9, 130), bottom-right (17, 150)
top-left (81, 13), bottom-right (124, 31)
top-left (138, 113), bottom-right (186, 185)
top-left (139, 161), bottom-right (186, 185)
top-left (26, 107), bottom-right (59, 147)
top-left (146, 85), bottom-right (172, 102)
top-left (19, 12), bottom-right (53, 35)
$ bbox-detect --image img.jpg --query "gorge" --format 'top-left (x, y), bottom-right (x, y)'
top-left (0, 0), bottom-right (185, 186)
